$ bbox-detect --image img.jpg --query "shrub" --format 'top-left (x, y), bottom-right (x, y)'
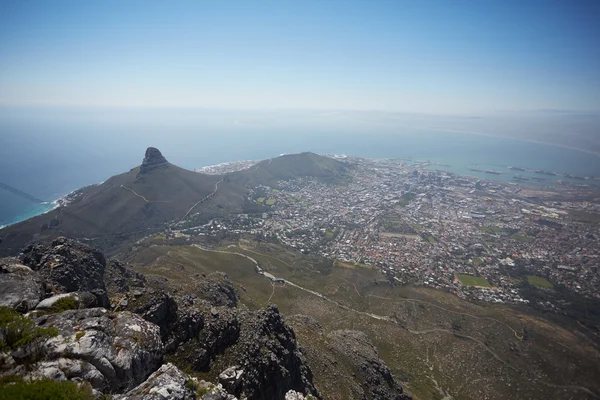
top-left (0, 376), bottom-right (94, 400)
top-left (0, 307), bottom-right (58, 352)
top-left (185, 378), bottom-right (197, 392)
top-left (48, 297), bottom-right (79, 314)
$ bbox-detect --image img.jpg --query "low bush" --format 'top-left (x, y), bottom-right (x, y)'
top-left (0, 307), bottom-right (58, 352)
top-left (0, 376), bottom-right (94, 400)
top-left (48, 296), bottom-right (79, 314)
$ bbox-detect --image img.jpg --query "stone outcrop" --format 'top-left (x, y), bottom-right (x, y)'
top-left (235, 305), bottom-right (317, 399)
top-left (12, 308), bottom-right (165, 392)
top-left (34, 292), bottom-right (100, 311)
top-left (139, 147), bottom-right (169, 175)
top-left (195, 272), bottom-right (238, 308)
top-left (20, 237), bottom-right (109, 307)
top-left (127, 290), bottom-right (178, 341)
top-left (176, 306), bottom-right (240, 371)
top-left (0, 239), bottom-right (320, 400)
top-left (0, 259), bottom-right (45, 312)
top-left (115, 363), bottom-right (195, 400)
top-left (104, 259), bottom-right (146, 295)
top-left (327, 330), bottom-right (411, 400)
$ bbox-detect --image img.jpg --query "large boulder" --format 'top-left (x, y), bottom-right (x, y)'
top-left (327, 330), bottom-right (411, 400)
top-left (225, 305), bottom-right (317, 400)
top-left (176, 306), bottom-right (240, 371)
top-left (0, 259), bottom-right (45, 312)
top-left (126, 290), bottom-right (178, 341)
top-left (195, 272), bottom-right (238, 308)
top-left (10, 308), bottom-right (165, 393)
top-left (104, 259), bottom-right (147, 296)
top-left (20, 237), bottom-right (109, 307)
top-left (114, 363), bottom-right (195, 400)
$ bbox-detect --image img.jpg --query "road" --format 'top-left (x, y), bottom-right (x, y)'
top-left (190, 243), bottom-right (599, 399)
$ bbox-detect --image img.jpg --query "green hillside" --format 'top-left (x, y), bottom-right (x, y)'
top-left (0, 150), bottom-right (352, 256)
top-left (230, 152), bottom-right (351, 186)
top-left (0, 148), bottom-right (245, 255)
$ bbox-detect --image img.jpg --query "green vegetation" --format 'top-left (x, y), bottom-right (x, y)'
top-left (75, 332), bottom-right (86, 342)
top-left (526, 275), bottom-right (553, 288)
top-left (231, 152), bottom-right (351, 187)
top-left (396, 192), bottom-right (416, 207)
top-left (185, 379), bottom-right (197, 392)
top-left (49, 297), bottom-right (79, 314)
top-left (0, 307), bottom-right (58, 351)
top-left (512, 234), bottom-right (534, 243)
top-left (130, 241), bottom-right (600, 400)
top-left (472, 257), bottom-right (484, 266)
top-left (271, 189), bottom-right (279, 193)
top-left (427, 236), bottom-right (437, 244)
top-left (456, 274), bottom-right (491, 287)
top-left (265, 199), bottom-right (276, 205)
top-left (0, 376), bottom-right (94, 400)
top-left (481, 226), bottom-right (503, 234)
top-left (381, 215), bottom-right (416, 235)
top-left (569, 210), bottom-right (600, 223)
top-left (325, 230), bottom-right (334, 239)
top-left (256, 197), bottom-right (265, 203)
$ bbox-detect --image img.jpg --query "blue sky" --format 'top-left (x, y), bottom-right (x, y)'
top-left (0, 0), bottom-right (599, 113)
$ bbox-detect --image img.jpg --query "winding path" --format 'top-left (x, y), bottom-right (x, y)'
top-left (189, 243), bottom-right (599, 399)
top-left (121, 185), bottom-right (172, 203)
top-left (180, 178), bottom-right (224, 222)
top-left (121, 185), bottom-right (150, 202)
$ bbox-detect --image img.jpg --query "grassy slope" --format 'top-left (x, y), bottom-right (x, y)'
top-left (230, 152), bottom-right (351, 187)
top-left (128, 240), bottom-right (600, 400)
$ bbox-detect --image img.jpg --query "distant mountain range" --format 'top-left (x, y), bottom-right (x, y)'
top-left (0, 148), bottom-right (350, 256)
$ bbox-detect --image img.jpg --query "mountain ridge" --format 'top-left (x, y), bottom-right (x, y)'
top-left (0, 148), bottom-right (351, 256)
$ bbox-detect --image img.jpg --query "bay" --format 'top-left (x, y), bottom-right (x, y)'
top-left (1, 107), bottom-right (599, 227)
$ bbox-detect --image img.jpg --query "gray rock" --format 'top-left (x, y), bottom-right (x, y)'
top-left (0, 259), bottom-right (45, 312)
top-left (218, 366), bottom-right (244, 393)
top-left (35, 293), bottom-right (78, 310)
top-left (29, 308), bottom-right (164, 392)
top-left (126, 290), bottom-right (178, 341)
top-left (139, 147), bottom-right (169, 175)
top-left (114, 363), bottom-right (195, 400)
top-left (196, 380), bottom-right (239, 400)
top-left (20, 237), bottom-right (109, 307)
top-left (104, 259), bottom-right (147, 296)
top-left (285, 391), bottom-right (307, 400)
top-left (327, 330), bottom-right (411, 400)
top-left (219, 305), bottom-right (317, 400)
top-left (195, 272), bottom-right (238, 308)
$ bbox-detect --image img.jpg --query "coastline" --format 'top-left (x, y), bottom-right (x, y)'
top-left (2, 133), bottom-right (599, 230)
top-left (0, 187), bottom-right (84, 230)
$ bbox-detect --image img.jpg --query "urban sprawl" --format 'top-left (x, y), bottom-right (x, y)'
top-left (175, 157), bottom-right (600, 308)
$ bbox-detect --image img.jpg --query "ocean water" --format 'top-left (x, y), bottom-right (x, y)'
top-left (1, 107), bottom-right (599, 227)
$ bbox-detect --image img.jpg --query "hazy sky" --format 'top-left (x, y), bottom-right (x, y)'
top-left (1, 0), bottom-right (599, 113)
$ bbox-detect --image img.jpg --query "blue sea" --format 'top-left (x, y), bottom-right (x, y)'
top-left (1, 107), bottom-right (599, 227)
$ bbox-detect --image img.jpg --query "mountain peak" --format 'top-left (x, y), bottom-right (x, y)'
top-left (140, 147), bottom-right (169, 174)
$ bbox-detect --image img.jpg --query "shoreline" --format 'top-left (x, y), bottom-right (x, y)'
top-left (0, 187), bottom-right (84, 230)
top-left (2, 139), bottom-right (599, 230)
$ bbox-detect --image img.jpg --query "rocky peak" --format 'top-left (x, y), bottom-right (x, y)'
top-left (140, 147), bottom-right (169, 174)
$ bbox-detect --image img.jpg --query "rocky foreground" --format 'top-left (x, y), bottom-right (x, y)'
top-left (0, 237), bottom-right (411, 399)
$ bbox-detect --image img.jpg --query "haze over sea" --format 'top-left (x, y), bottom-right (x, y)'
top-left (1, 107), bottom-right (599, 227)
